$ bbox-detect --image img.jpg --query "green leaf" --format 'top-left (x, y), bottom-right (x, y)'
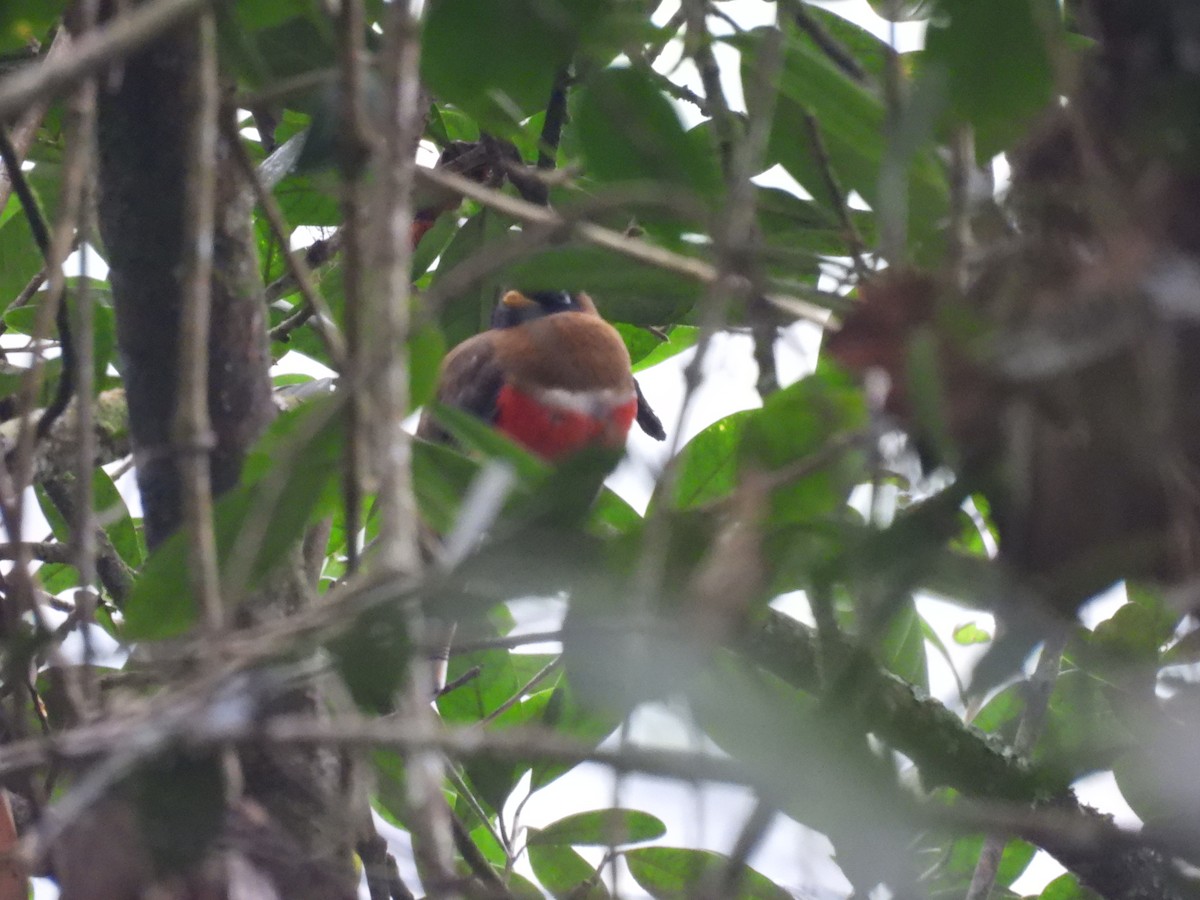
top-left (737, 367), bottom-right (867, 524)
top-left (528, 809), bottom-right (666, 847)
top-left (0, 213), bottom-right (44, 311)
top-left (430, 208), bottom-right (512, 347)
top-left (506, 871), bottom-right (545, 899)
top-left (93, 467), bottom-right (142, 569)
top-left (923, 0), bottom-right (1057, 158)
top-left (625, 847), bottom-right (791, 900)
top-left (531, 679), bottom-right (620, 790)
top-left (411, 440), bottom-right (481, 534)
top-left (671, 411), bottom-right (754, 509)
top-left (528, 843), bottom-right (611, 899)
top-left (1037, 873), bottom-right (1103, 900)
top-left (633, 326), bottom-right (699, 372)
top-left (576, 67), bottom-right (720, 202)
top-left (0, 0), bottom-right (65, 52)
top-left (123, 395), bottom-right (344, 640)
top-left (952, 622), bottom-right (991, 645)
top-left (329, 605), bottom-right (411, 714)
top-left (880, 599), bottom-right (928, 691)
top-left (735, 26), bottom-right (947, 252)
top-left (502, 245), bottom-right (701, 326)
top-left (408, 322), bottom-right (446, 410)
top-left (791, 6), bottom-right (894, 81)
top-left (422, 0), bottom-right (609, 132)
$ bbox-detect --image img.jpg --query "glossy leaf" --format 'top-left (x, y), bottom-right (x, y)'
top-left (625, 847), bottom-right (791, 900)
top-left (576, 67), bottom-right (720, 201)
top-left (924, 0), bottom-right (1057, 158)
top-left (527, 809), bottom-right (666, 847)
top-left (527, 843), bottom-right (611, 900)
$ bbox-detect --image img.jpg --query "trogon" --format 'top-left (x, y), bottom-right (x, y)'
top-left (417, 289), bottom-right (665, 688)
top-left (418, 289), bottom-right (665, 459)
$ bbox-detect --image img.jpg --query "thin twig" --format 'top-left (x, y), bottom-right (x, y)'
top-left (435, 665), bottom-right (482, 698)
top-left (67, 0), bottom-right (101, 715)
top-left (448, 630), bottom-right (563, 654)
top-left (0, 269), bottom-right (47, 338)
top-left (782, 0), bottom-right (868, 84)
top-left (375, 1), bottom-right (460, 890)
top-left (336, 0), bottom-right (373, 577)
top-left (415, 166), bottom-right (830, 326)
top-left (0, 542), bottom-right (73, 564)
top-left (803, 112), bottom-right (870, 279)
top-left (0, 0), bottom-right (213, 121)
top-left (0, 129), bottom-right (71, 447)
top-left (173, 9), bottom-right (223, 634)
top-left (358, 827), bottom-right (417, 900)
top-left (947, 125), bottom-right (975, 293)
top-left (965, 631), bottom-right (1067, 900)
top-left (713, 798), bottom-right (776, 899)
top-left (0, 31), bottom-right (71, 216)
top-left (536, 67), bottom-right (571, 174)
top-left (684, 0), bottom-right (736, 179)
top-left (223, 113), bottom-right (347, 370)
top-left (450, 814), bottom-right (513, 898)
top-left (481, 657), bottom-right (561, 725)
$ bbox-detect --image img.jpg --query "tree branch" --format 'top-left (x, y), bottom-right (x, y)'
top-left (0, 0), bottom-right (212, 121)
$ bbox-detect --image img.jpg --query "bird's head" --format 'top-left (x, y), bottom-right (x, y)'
top-left (490, 290), bottom-right (598, 329)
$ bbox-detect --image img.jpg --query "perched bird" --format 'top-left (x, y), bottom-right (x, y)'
top-left (417, 288), bottom-right (663, 691)
top-left (418, 289), bottom-right (664, 459)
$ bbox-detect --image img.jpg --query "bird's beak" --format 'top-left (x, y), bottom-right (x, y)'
top-left (501, 290), bottom-right (536, 310)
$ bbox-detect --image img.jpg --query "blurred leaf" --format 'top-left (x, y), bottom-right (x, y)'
top-left (925, 833), bottom-right (1035, 897)
top-left (789, 5), bottom-right (894, 81)
top-left (528, 809), bottom-right (666, 847)
top-left (531, 679), bottom-right (620, 790)
top-left (576, 67), bottom-right (720, 203)
top-left (0, 0), bottom-right (65, 51)
top-left (528, 843), bottom-right (611, 899)
top-left (329, 605), bottom-right (411, 713)
top-left (625, 847), bottom-right (791, 900)
top-left (506, 871), bottom-right (545, 899)
top-left (408, 322), bottom-right (446, 410)
top-left (431, 207), bottom-right (511, 347)
top-left (1036, 669), bottom-right (1131, 778)
top-left (503, 245), bottom-right (702, 326)
top-left (880, 599), bottom-right (929, 691)
top-left (953, 622), bottom-right (991, 645)
top-left (0, 214), bottom-right (43, 310)
top-left (671, 411), bottom-right (754, 509)
top-left (738, 366), bottom-right (867, 524)
top-left (633, 326), bottom-right (699, 372)
top-left (1037, 874), bottom-right (1103, 900)
top-left (132, 752), bottom-right (225, 876)
top-left (422, 0), bottom-right (611, 132)
top-left (124, 395), bottom-right (344, 639)
top-left (924, 0), bottom-right (1057, 158)
top-left (736, 26), bottom-right (947, 252)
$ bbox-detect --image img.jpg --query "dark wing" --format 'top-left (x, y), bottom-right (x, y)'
top-left (417, 333), bottom-right (506, 445)
top-left (634, 378), bottom-right (666, 441)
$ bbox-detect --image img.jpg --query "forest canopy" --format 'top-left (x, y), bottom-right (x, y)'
top-left (0, 1), bottom-right (1197, 899)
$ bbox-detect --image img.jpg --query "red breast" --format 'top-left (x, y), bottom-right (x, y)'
top-left (418, 291), bottom-right (640, 461)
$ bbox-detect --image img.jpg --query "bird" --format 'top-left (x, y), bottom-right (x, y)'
top-left (418, 289), bottom-right (664, 460)
top-left (416, 288), bottom-right (664, 691)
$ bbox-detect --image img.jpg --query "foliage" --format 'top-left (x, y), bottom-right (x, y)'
top-left (1, 1), bottom-right (1199, 899)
